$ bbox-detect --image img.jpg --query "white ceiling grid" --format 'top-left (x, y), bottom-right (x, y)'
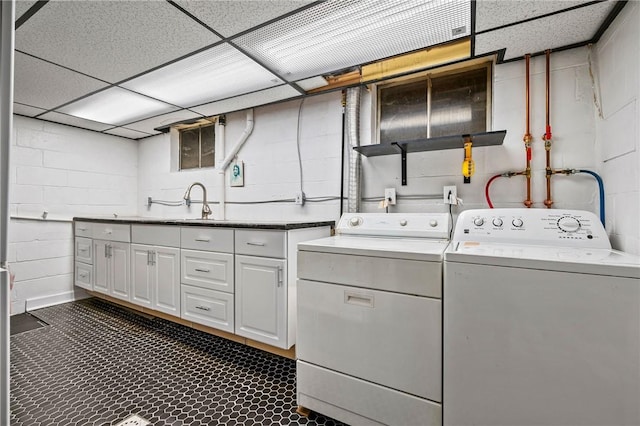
top-left (11, 0), bottom-right (624, 140)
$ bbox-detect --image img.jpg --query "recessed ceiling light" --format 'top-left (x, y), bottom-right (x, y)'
top-left (58, 87), bottom-right (177, 126)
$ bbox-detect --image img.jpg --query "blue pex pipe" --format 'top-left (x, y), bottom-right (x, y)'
top-left (579, 170), bottom-right (605, 227)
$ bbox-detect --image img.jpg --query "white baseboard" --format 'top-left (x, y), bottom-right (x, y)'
top-left (25, 288), bottom-right (91, 312)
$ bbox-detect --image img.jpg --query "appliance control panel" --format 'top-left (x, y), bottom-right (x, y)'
top-left (337, 213), bottom-right (450, 239)
top-left (453, 208), bottom-right (611, 249)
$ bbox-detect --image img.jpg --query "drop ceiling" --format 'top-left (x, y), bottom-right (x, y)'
top-left (12, 0), bottom-right (625, 140)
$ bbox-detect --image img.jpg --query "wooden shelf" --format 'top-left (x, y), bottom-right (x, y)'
top-left (353, 130), bottom-right (506, 185)
top-left (353, 130), bottom-right (506, 157)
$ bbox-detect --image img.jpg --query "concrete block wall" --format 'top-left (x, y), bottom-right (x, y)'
top-left (594, 1), bottom-right (639, 255)
top-left (138, 91), bottom-right (343, 222)
top-left (8, 117), bottom-right (138, 314)
top-left (359, 48), bottom-right (599, 215)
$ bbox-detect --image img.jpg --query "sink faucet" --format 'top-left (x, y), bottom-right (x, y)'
top-left (183, 182), bottom-right (212, 220)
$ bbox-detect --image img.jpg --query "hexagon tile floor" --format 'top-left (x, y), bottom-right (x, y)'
top-left (10, 298), bottom-right (345, 426)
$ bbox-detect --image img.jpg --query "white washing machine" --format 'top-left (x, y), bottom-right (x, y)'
top-left (444, 208), bottom-right (640, 426)
top-left (296, 212), bottom-right (451, 426)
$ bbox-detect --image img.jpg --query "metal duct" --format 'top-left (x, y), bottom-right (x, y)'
top-left (345, 87), bottom-right (361, 213)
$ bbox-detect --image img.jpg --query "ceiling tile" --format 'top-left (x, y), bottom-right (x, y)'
top-left (234, 0), bottom-right (471, 81)
top-left (174, 0), bottom-right (314, 38)
top-left (191, 85), bottom-right (300, 116)
top-left (475, 1), bottom-right (589, 33)
top-left (14, 52), bottom-right (109, 110)
top-left (122, 43), bottom-right (284, 108)
top-left (475, 1), bottom-right (616, 60)
top-left (57, 87), bottom-right (179, 126)
top-left (13, 103), bottom-right (46, 117)
top-left (15, 0), bottom-right (39, 22)
top-left (104, 127), bottom-right (153, 140)
top-left (15, 0), bottom-right (220, 83)
top-left (123, 110), bottom-right (203, 134)
top-left (38, 111), bottom-right (114, 132)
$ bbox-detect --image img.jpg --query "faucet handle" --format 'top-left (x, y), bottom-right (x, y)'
top-left (202, 202), bottom-right (212, 220)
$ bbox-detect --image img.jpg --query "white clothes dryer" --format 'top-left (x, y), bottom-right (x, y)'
top-left (444, 208), bottom-right (640, 426)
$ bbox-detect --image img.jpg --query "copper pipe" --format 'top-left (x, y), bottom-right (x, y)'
top-left (523, 54), bottom-right (533, 208)
top-left (543, 50), bottom-right (554, 208)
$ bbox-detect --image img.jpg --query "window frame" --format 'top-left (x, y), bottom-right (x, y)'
top-left (373, 59), bottom-right (493, 145)
top-left (177, 119), bottom-right (216, 171)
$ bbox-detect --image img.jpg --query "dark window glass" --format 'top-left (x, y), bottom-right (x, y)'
top-left (379, 81), bottom-right (428, 144)
top-left (179, 124), bottom-right (215, 170)
top-left (200, 125), bottom-right (215, 168)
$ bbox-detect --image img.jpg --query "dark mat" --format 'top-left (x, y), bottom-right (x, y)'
top-left (10, 312), bottom-right (48, 336)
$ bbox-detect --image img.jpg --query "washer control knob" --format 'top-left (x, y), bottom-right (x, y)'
top-left (557, 216), bottom-right (581, 233)
top-left (512, 218), bottom-right (524, 228)
top-left (429, 219), bottom-right (438, 227)
top-left (473, 217), bottom-right (485, 226)
top-left (349, 216), bottom-right (363, 227)
top-left (492, 218), bottom-right (504, 227)
top-left (399, 220), bottom-right (407, 226)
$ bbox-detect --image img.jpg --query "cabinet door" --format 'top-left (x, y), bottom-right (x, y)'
top-left (235, 255), bottom-right (287, 348)
top-left (93, 240), bottom-right (109, 294)
top-left (153, 246), bottom-right (180, 316)
top-left (110, 241), bottom-right (131, 302)
top-left (131, 244), bottom-right (153, 308)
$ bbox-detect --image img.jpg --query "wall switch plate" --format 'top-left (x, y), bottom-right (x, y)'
top-left (384, 188), bottom-right (397, 205)
top-left (295, 192), bottom-right (305, 205)
top-left (444, 185), bottom-right (457, 204)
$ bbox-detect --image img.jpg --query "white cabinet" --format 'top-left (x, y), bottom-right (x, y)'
top-left (235, 255), bottom-right (287, 347)
top-left (130, 225), bottom-right (181, 316)
top-left (75, 235), bottom-right (93, 290)
top-left (131, 244), bottom-right (180, 316)
top-left (93, 240), bottom-right (131, 302)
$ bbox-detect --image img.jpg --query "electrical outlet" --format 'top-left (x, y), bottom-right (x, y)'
top-left (295, 192), bottom-right (305, 205)
top-left (444, 185), bottom-right (457, 205)
top-left (384, 188), bottom-right (397, 205)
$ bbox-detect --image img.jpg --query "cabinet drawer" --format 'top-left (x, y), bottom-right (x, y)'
top-left (132, 225), bottom-right (180, 247)
top-left (181, 284), bottom-right (234, 333)
top-left (181, 249), bottom-right (234, 293)
top-left (74, 221), bottom-right (93, 238)
top-left (92, 223), bottom-right (130, 242)
top-left (181, 227), bottom-right (234, 253)
top-left (75, 237), bottom-right (93, 264)
top-left (235, 229), bottom-right (285, 258)
top-left (75, 262), bottom-right (92, 290)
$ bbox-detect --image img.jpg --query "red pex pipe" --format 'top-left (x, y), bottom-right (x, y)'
top-left (485, 174), bottom-right (503, 208)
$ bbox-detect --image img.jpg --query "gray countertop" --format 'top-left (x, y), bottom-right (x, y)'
top-left (73, 216), bottom-right (335, 230)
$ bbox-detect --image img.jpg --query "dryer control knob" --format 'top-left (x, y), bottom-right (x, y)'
top-left (429, 220), bottom-right (438, 227)
top-left (473, 217), bottom-right (485, 226)
top-left (557, 216), bottom-right (581, 233)
top-left (400, 220), bottom-right (407, 226)
top-left (492, 218), bottom-right (504, 227)
top-left (512, 218), bottom-right (524, 228)
top-left (349, 216), bottom-right (363, 227)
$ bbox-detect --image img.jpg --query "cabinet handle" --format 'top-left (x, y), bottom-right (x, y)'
top-left (277, 266), bottom-right (283, 287)
top-left (108, 245), bottom-right (113, 258)
top-left (195, 238), bottom-right (210, 242)
top-left (79, 272), bottom-right (88, 278)
top-left (104, 244), bottom-right (108, 258)
top-left (78, 247), bottom-right (89, 252)
top-left (147, 250), bottom-right (151, 265)
top-left (247, 241), bottom-right (265, 246)
top-left (195, 268), bottom-right (210, 273)
top-left (195, 305), bottom-right (211, 311)
top-left (151, 251), bottom-right (156, 265)
top-left (77, 227), bottom-right (87, 231)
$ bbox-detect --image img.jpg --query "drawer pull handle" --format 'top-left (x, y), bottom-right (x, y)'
top-left (246, 242), bottom-right (265, 246)
top-left (195, 305), bottom-right (211, 311)
top-left (77, 227), bottom-right (87, 231)
top-left (195, 238), bottom-right (211, 242)
top-left (344, 291), bottom-right (374, 308)
top-left (79, 273), bottom-right (88, 278)
top-left (78, 247), bottom-right (89, 252)
top-left (195, 268), bottom-right (210, 273)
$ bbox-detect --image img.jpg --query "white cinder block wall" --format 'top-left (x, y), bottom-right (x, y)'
top-left (8, 117), bottom-right (138, 314)
top-left (138, 92), bottom-right (343, 222)
top-left (594, 1), bottom-right (639, 255)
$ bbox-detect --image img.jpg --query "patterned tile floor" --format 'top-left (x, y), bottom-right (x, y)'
top-left (10, 298), bottom-right (345, 426)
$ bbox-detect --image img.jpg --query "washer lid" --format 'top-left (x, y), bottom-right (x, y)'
top-left (445, 242), bottom-right (640, 278)
top-left (298, 235), bottom-right (450, 261)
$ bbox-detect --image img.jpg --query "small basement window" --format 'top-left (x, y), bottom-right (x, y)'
top-left (179, 122), bottom-right (215, 170)
top-left (377, 61), bottom-right (491, 143)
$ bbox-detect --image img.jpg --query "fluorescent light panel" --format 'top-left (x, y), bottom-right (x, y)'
top-left (58, 87), bottom-right (177, 126)
top-left (235, 0), bottom-right (471, 81)
top-left (122, 44), bottom-right (284, 108)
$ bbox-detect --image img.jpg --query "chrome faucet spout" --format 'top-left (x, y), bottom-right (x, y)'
top-left (184, 182), bottom-right (212, 220)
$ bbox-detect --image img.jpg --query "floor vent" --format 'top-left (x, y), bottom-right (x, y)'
top-left (114, 414), bottom-right (150, 426)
